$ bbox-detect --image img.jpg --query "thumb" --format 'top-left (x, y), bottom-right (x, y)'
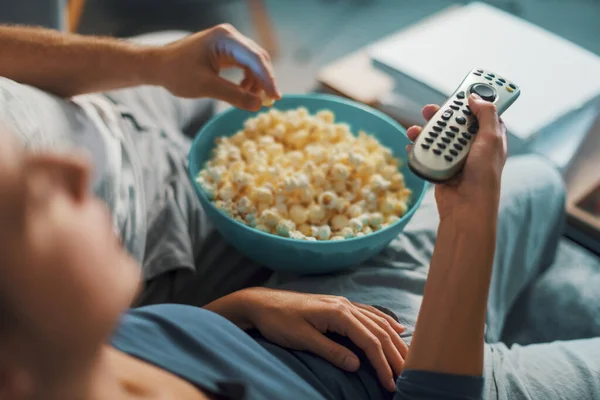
top-left (206, 76), bottom-right (262, 111)
top-left (468, 93), bottom-right (501, 137)
top-left (298, 326), bottom-right (360, 372)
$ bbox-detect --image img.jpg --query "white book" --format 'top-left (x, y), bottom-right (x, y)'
top-left (368, 2), bottom-right (600, 142)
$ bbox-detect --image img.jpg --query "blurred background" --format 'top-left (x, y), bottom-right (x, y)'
top-left (1, 0), bottom-right (600, 344)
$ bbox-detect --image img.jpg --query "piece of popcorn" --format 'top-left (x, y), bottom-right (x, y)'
top-left (394, 201), bottom-right (408, 216)
top-left (316, 110), bottom-right (335, 123)
top-left (218, 183), bottom-right (236, 201)
top-left (346, 204), bottom-right (363, 218)
top-left (349, 217), bottom-right (363, 232)
top-left (331, 214), bottom-right (349, 231)
top-left (260, 91), bottom-right (275, 107)
top-left (317, 225), bottom-right (332, 240)
top-left (390, 173), bottom-right (405, 190)
top-left (348, 151), bottom-right (365, 167)
top-left (289, 230), bottom-right (306, 240)
top-left (298, 223), bottom-right (313, 236)
top-left (330, 236), bottom-right (345, 241)
top-left (289, 204), bottom-right (309, 225)
top-left (254, 187), bottom-right (274, 205)
top-left (356, 232), bottom-right (365, 237)
top-left (363, 226), bottom-right (373, 235)
top-left (332, 179), bottom-right (346, 194)
top-left (269, 123), bottom-right (286, 139)
top-left (318, 191), bottom-right (338, 209)
top-left (261, 209), bottom-right (280, 228)
top-left (256, 224), bottom-right (270, 233)
top-left (379, 197), bottom-right (395, 215)
top-left (386, 215), bottom-right (400, 225)
top-left (341, 226), bottom-right (355, 239)
top-left (308, 204), bottom-right (327, 224)
top-left (331, 163), bottom-right (350, 181)
top-left (237, 196), bottom-right (252, 214)
top-left (276, 220), bottom-right (296, 237)
top-left (245, 212), bottom-right (257, 227)
top-left (304, 236), bottom-right (317, 241)
top-left (370, 174), bottom-right (391, 191)
top-left (369, 212), bottom-right (384, 228)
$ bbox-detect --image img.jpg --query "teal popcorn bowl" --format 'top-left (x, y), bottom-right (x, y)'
top-left (188, 94), bottom-right (428, 274)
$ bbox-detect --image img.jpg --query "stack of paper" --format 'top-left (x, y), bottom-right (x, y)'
top-left (367, 2), bottom-right (600, 165)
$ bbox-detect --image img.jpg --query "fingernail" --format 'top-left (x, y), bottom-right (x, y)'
top-left (343, 356), bottom-right (359, 370)
top-left (470, 93), bottom-right (481, 100)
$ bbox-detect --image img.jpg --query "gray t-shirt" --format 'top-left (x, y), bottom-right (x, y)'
top-left (0, 78), bottom-right (146, 266)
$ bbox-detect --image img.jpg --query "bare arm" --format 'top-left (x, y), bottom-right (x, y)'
top-left (0, 24), bottom-right (280, 109)
top-left (0, 26), bottom-right (154, 97)
top-left (404, 95), bottom-right (507, 377)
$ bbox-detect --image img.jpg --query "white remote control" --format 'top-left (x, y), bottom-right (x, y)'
top-left (408, 68), bottom-right (521, 183)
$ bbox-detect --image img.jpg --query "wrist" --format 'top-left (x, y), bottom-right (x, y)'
top-left (203, 289), bottom-right (257, 330)
top-left (137, 44), bottom-right (171, 87)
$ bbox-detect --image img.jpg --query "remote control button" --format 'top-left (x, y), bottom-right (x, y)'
top-left (468, 122), bottom-right (479, 134)
top-left (474, 72), bottom-right (482, 76)
top-left (433, 125), bottom-right (443, 132)
top-left (476, 69), bottom-right (484, 73)
top-left (444, 155), bottom-right (453, 162)
top-left (445, 131), bottom-right (456, 138)
top-left (456, 116), bottom-right (467, 125)
top-left (450, 105), bottom-right (460, 111)
top-left (449, 149), bottom-right (459, 156)
top-left (457, 91), bottom-right (465, 99)
top-left (437, 121), bottom-right (447, 127)
top-left (429, 131), bottom-right (439, 138)
top-left (454, 100), bottom-right (464, 106)
top-left (425, 137), bottom-right (434, 144)
top-left (499, 78), bottom-right (506, 83)
top-left (465, 105), bottom-right (471, 111)
top-left (450, 126), bottom-right (459, 133)
top-left (496, 80), bottom-right (504, 86)
top-left (506, 86), bottom-right (514, 93)
top-left (433, 149), bottom-right (442, 155)
top-left (461, 132), bottom-right (472, 140)
top-left (437, 143), bottom-right (447, 149)
top-left (458, 137), bottom-right (468, 145)
top-left (509, 83), bottom-right (517, 89)
top-left (463, 108), bottom-right (472, 116)
top-left (486, 73), bottom-right (495, 78)
top-left (470, 83), bottom-right (497, 102)
top-left (454, 143), bottom-right (464, 151)
top-left (442, 137), bottom-right (451, 144)
top-left (485, 76), bottom-right (493, 81)
top-left (421, 144), bottom-right (430, 150)
top-left (442, 110), bottom-right (453, 120)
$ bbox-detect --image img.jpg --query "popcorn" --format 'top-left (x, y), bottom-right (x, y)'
top-left (317, 225), bottom-right (331, 240)
top-left (331, 214), bottom-right (349, 231)
top-left (260, 91), bottom-right (275, 107)
top-left (289, 204), bottom-right (309, 225)
top-left (198, 107), bottom-right (411, 242)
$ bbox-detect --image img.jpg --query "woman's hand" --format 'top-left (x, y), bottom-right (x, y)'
top-left (204, 287), bottom-right (408, 392)
top-left (151, 24), bottom-right (281, 111)
top-left (406, 94), bottom-right (507, 220)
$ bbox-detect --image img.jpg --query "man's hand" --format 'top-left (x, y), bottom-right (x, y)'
top-left (406, 93), bottom-right (507, 220)
top-left (204, 287), bottom-right (408, 392)
top-left (152, 24), bottom-right (281, 111)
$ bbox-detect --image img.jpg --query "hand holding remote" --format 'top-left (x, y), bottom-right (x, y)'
top-left (406, 93), bottom-right (508, 221)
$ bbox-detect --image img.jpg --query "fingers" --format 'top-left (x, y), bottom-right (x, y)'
top-left (422, 104), bottom-right (440, 121)
top-left (468, 94), bottom-right (501, 137)
top-left (406, 125), bottom-right (422, 142)
top-left (296, 325), bottom-right (361, 373)
top-left (357, 308), bottom-right (408, 360)
top-left (332, 312), bottom-right (397, 391)
top-left (221, 27), bottom-right (281, 99)
top-left (352, 303), bottom-right (405, 334)
top-left (208, 76), bottom-right (262, 111)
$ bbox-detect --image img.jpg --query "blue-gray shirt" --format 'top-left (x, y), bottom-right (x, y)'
top-left (111, 304), bottom-right (483, 399)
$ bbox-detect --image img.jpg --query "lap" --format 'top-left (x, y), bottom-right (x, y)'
top-left (484, 338), bottom-right (600, 400)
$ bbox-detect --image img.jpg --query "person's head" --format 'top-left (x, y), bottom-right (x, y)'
top-left (0, 131), bottom-right (141, 399)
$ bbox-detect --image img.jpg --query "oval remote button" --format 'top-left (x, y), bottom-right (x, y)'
top-left (429, 132), bottom-right (439, 138)
top-left (461, 132), bottom-right (472, 140)
top-left (433, 149), bottom-right (442, 155)
top-left (442, 110), bottom-right (454, 120)
top-left (437, 143), bottom-right (447, 149)
top-left (456, 116), bottom-right (467, 125)
top-left (449, 149), bottom-right (459, 156)
top-left (437, 121), bottom-right (447, 127)
top-left (433, 125), bottom-right (443, 132)
top-left (445, 131), bottom-right (456, 138)
top-left (470, 83), bottom-right (497, 102)
top-left (444, 155), bottom-right (453, 162)
top-left (421, 144), bottom-right (430, 150)
top-left (457, 91), bottom-right (465, 99)
top-left (449, 126), bottom-right (459, 133)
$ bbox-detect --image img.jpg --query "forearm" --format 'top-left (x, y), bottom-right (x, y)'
top-left (405, 206), bottom-right (498, 376)
top-left (0, 25), bottom-right (162, 97)
top-left (203, 289), bottom-right (255, 330)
